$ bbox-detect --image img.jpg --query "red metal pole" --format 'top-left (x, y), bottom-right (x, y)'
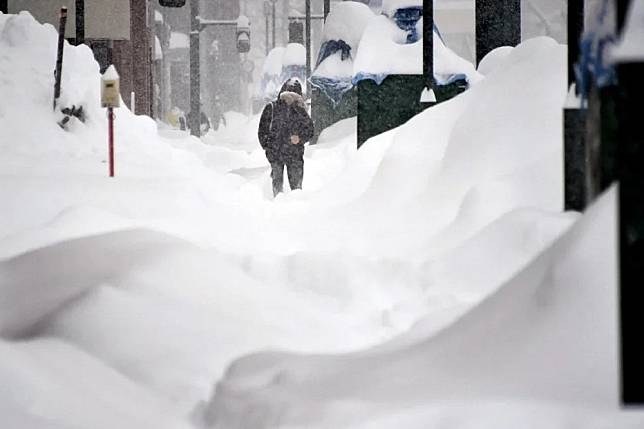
top-left (108, 107), bottom-right (114, 177)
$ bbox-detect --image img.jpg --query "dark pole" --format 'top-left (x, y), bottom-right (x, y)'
top-left (265, 13), bottom-right (270, 55)
top-left (615, 0), bottom-right (644, 405)
top-left (75, 0), bottom-right (85, 45)
top-left (189, 0), bottom-right (201, 137)
top-left (617, 0), bottom-right (630, 33)
top-left (324, 0), bottom-right (330, 20)
top-left (563, 0), bottom-right (587, 212)
top-left (54, 7), bottom-right (68, 111)
top-left (305, 0), bottom-right (311, 96)
top-left (423, 0), bottom-right (434, 89)
top-left (272, 0), bottom-right (276, 49)
top-left (108, 107), bottom-right (115, 177)
top-left (475, 0), bottom-right (521, 66)
top-left (617, 60), bottom-right (644, 406)
top-left (567, 0), bottom-right (584, 91)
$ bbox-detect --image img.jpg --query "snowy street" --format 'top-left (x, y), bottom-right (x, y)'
top-left (2, 2), bottom-right (644, 428)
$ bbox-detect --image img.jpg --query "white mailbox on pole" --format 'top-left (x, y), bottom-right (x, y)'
top-left (101, 65), bottom-right (119, 177)
top-left (101, 65), bottom-right (120, 108)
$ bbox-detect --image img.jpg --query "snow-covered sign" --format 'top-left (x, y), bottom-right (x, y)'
top-left (169, 31), bottom-right (189, 50)
top-left (8, 0), bottom-right (131, 40)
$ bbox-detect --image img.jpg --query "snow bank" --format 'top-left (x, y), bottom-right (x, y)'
top-left (0, 338), bottom-right (191, 429)
top-left (204, 186), bottom-right (638, 428)
top-left (476, 46), bottom-right (514, 76)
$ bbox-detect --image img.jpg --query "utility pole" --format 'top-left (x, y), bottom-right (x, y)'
top-left (189, 0), bottom-right (201, 136)
top-left (323, 0), bottom-right (330, 20)
top-left (615, 0), bottom-right (644, 405)
top-left (563, 0), bottom-right (586, 211)
top-left (305, 0), bottom-right (311, 95)
top-left (424, 0), bottom-right (434, 90)
top-left (75, 0), bottom-right (85, 45)
top-left (264, 1), bottom-right (270, 54)
top-left (475, 0), bottom-right (521, 65)
top-left (272, 0), bottom-right (276, 49)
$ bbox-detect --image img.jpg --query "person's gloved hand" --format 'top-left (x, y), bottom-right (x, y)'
top-left (290, 135), bottom-right (301, 145)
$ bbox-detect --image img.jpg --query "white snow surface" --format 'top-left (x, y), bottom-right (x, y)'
top-left (1, 11), bottom-right (640, 429)
top-left (321, 1), bottom-right (376, 51)
top-left (476, 46), bottom-right (515, 76)
top-left (261, 46), bottom-right (286, 77)
top-left (282, 43), bottom-right (306, 67)
top-left (353, 15), bottom-right (421, 76)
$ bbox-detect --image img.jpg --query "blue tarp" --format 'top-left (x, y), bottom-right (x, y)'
top-left (575, 0), bottom-right (617, 101)
top-left (311, 10), bottom-right (467, 107)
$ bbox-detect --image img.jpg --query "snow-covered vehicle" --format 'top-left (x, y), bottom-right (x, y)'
top-left (311, 0), bottom-right (482, 146)
top-left (257, 43), bottom-right (307, 107)
top-left (280, 43), bottom-right (307, 94)
top-left (258, 46), bottom-right (286, 104)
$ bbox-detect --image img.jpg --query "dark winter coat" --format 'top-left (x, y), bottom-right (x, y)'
top-left (258, 81), bottom-right (314, 163)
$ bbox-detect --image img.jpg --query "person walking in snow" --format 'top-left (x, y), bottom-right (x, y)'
top-left (211, 96), bottom-right (227, 131)
top-left (258, 78), bottom-right (314, 197)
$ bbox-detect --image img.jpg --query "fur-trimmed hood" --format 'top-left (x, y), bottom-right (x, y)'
top-left (279, 91), bottom-right (306, 110)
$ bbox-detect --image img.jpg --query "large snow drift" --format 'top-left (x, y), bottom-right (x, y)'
top-left (204, 188), bottom-right (640, 428)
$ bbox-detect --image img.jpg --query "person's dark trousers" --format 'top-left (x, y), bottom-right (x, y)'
top-left (286, 158), bottom-right (303, 191)
top-left (270, 160), bottom-right (285, 197)
top-left (270, 158), bottom-right (304, 197)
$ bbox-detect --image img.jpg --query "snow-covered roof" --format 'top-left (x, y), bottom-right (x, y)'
top-left (283, 43), bottom-right (306, 67)
top-left (321, 1), bottom-right (376, 51)
top-left (262, 46), bottom-right (286, 76)
top-left (169, 31), bottom-right (189, 50)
